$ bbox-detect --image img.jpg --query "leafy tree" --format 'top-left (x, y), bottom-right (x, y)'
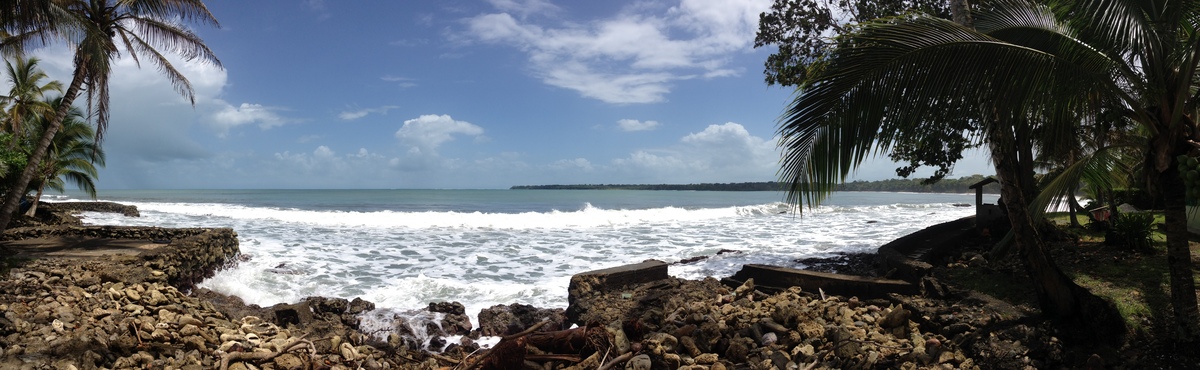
top-left (754, 0), bottom-right (952, 87)
top-left (0, 56), bottom-right (61, 146)
top-left (774, 0), bottom-right (1144, 339)
top-left (0, 0), bottom-right (221, 230)
top-left (756, 0), bottom-right (986, 184)
top-left (24, 96), bottom-right (102, 215)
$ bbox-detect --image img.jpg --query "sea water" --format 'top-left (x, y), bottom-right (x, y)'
top-left (57, 189), bottom-right (995, 324)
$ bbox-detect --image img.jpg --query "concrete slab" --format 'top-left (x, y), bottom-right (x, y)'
top-left (0, 236), bottom-right (168, 259)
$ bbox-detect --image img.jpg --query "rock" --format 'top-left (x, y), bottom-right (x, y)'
top-left (271, 302), bottom-right (314, 327)
top-left (306, 297), bottom-right (349, 314)
top-left (625, 354), bottom-right (652, 370)
top-left (273, 353), bottom-right (304, 370)
top-left (879, 305), bottom-right (910, 329)
top-left (339, 342), bottom-right (360, 361)
top-left (429, 302), bottom-right (471, 335)
top-left (761, 332), bottom-right (777, 346)
top-left (695, 353), bottom-right (719, 364)
top-left (477, 303), bottom-right (565, 336)
top-left (428, 301), bottom-right (465, 315)
top-left (346, 297), bottom-right (375, 314)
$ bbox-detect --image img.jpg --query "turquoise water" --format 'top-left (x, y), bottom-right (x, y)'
top-left (60, 189), bottom-right (994, 325)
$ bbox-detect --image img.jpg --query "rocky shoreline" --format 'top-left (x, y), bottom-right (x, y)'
top-left (0, 205), bottom-right (1082, 369)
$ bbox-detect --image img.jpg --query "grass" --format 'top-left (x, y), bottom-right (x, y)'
top-left (945, 211), bottom-right (1197, 335)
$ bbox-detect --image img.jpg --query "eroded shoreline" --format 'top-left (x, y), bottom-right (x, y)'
top-left (0, 203), bottom-right (1073, 369)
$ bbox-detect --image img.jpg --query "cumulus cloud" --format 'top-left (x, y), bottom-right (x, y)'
top-left (549, 158), bottom-right (594, 171)
top-left (395, 114), bottom-right (485, 154)
top-left (339, 105), bottom-right (399, 120)
top-left (210, 102), bottom-right (288, 132)
top-left (613, 122), bottom-right (778, 181)
top-left (465, 0), bottom-right (771, 104)
top-left (617, 119), bottom-right (660, 132)
top-left (486, 0), bottom-right (560, 18)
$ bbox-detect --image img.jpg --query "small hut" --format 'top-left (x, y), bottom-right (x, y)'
top-left (969, 177), bottom-right (1004, 233)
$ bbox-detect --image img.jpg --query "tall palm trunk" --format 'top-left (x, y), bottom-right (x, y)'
top-left (0, 54), bottom-right (85, 230)
top-left (1067, 187), bottom-right (1083, 228)
top-left (1159, 152), bottom-right (1200, 338)
top-left (990, 124), bottom-right (1077, 316)
top-left (990, 122), bottom-right (1124, 341)
top-left (23, 183), bottom-right (43, 217)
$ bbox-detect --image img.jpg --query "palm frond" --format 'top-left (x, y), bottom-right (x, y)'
top-left (778, 14), bottom-right (1118, 211)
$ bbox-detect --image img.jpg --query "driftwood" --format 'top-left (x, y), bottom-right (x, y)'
top-left (525, 354), bottom-right (582, 362)
top-left (597, 352), bottom-right (634, 370)
top-left (459, 321), bottom-right (549, 370)
top-left (458, 321), bottom-right (619, 370)
top-left (219, 334), bottom-right (313, 370)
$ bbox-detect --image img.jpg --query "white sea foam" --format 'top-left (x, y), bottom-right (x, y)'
top-left (69, 190), bottom-right (992, 336)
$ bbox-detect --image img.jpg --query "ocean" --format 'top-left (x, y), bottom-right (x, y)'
top-left (54, 189), bottom-right (995, 324)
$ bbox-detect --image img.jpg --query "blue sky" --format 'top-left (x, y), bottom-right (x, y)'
top-left (23, 0), bottom-right (991, 189)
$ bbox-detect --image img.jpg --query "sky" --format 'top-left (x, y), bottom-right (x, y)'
top-left (19, 0), bottom-right (992, 189)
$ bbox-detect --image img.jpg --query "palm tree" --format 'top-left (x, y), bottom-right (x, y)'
top-left (1030, 111), bottom-right (1140, 229)
top-left (775, 0), bottom-right (1183, 338)
top-left (1, 56), bottom-right (61, 146)
top-left (24, 96), bottom-right (102, 215)
top-left (0, 0), bottom-right (220, 229)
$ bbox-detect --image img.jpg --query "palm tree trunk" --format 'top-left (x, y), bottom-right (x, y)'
top-left (24, 184), bottom-right (43, 217)
top-left (950, 0), bottom-right (973, 27)
top-left (989, 122), bottom-right (1125, 342)
top-left (991, 136), bottom-right (1077, 317)
top-left (1068, 184), bottom-right (1083, 228)
top-left (1160, 158), bottom-right (1200, 338)
top-left (0, 54), bottom-right (85, 231)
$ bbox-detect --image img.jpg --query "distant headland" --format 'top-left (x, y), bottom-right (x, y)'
top-left (512, 174), bottom-right (1000, 193)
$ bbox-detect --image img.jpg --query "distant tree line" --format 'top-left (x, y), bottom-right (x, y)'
top-left (511, 174), bottom-right (999, 193)
top-left (511, 182), bottom-right (787, 191)
top-left (838, 174), bottom-right (1000, 193)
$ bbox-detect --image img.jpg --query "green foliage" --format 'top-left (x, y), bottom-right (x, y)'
top-left (512, 182), bottom-right (787, 191)
top-left (0, 132), bottom-right (28, 192)
top-left (756, 0), bottom-right (975, 183)
top-left (1107, 212), bottom-right (1155, 252)
top-left (754, 0), bottom-right (951, 87)
top-left (838, 174), bottom-right (999, 193)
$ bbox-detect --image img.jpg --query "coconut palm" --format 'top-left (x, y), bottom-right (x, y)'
top-left (24, 96), bottom-right (101, 215)
top-left (1, 56), bottom-right (61, 146)
top-left (774, 0), bottom-right (1200, 338)
top-left (0, 0), bottom-right (220, 229)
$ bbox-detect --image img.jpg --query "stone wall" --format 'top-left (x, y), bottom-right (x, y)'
top-left (875, 216), bottom-right (976, 282)
top-left (44, 201), bottom-right (140, 217)
top-left (1, 226), bottom-right (239, 291)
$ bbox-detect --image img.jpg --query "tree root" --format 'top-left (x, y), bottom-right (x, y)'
top-left (219, 333), bottom-right (313, 370)
top-left (597, 352), bottom-right (633, 370)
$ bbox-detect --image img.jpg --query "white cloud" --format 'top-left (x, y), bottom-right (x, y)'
top-left (339, 105), bottom-right (399, 120)
top-left (485, 0), bottom-right (560, 18)
top-left (549, 158), bottom-right (594, 171)
top-left (304, 0), bottom-right (331, 20)
top-left (465, 0), bottom-right (771, 104)
top-left (612, 122), bottom-right (778, 181)
top-left (395, 114), bottom-right (485, 153)
top-left (211, 102), bottom-right (288, 132)
top-left (381, 75), bottom-right (418, 88)
top-left (617, 119), bottom-right (660, 132)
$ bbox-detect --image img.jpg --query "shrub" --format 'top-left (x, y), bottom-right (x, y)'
top-left (1106, 212), bottom-right (1155, 251)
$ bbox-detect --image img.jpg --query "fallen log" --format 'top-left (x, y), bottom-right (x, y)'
top-left (722, 264), bottom-right (918, 299)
